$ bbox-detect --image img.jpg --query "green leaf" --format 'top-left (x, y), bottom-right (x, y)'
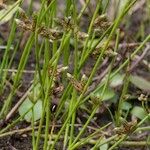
top-left (121, 101), bottom-right (132, 111)
top-left (18, 98), bottom-right (42, 122)
top-left (32, 100), bottom-right (43, 121)
top-left (110, 73), bottom-right (124, 87)
top-left (131, 106), bottom-right (147, 120)
top-left (94, 87), bottom-right (115, 101)
top-left (130, 75), bottom-right (150, 92)
top-left (99, 137), bottom-right (108, 150)
top-left (29, 83), bottom-right (41, 102)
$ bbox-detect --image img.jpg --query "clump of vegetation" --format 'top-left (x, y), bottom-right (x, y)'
top-left (0, 0), bottom-right (149, 149)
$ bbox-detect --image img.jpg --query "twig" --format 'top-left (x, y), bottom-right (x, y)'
top-left (5, 83), bottom-right (34, 122)
top-left (134, 55), bottom-right (150, 70)
top-left (2, 69), bottom-right (35, 74)
top-left (0, 124), bottom-right (100, 138)
top-left (90, 139), bottom-right (150, 147)
top-left (118, 42), bottom-right (140, 50)
top-left (130, 44), bottom-right (150, 72)
top-left (120, 141), bottom-right (150, 147)
top-left (0, 127), bottom-right (37, 138)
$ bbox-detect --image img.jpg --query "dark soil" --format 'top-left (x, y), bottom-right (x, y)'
top-left (0, 136), bottom-right (32, 150)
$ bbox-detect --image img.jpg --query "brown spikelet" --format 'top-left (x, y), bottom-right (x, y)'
top-left (16, 11), bottom-right (63, 40)
top-left (114, 120), bottom-right (137, 135)
top-left (67, 73), bottom-right (84, 92)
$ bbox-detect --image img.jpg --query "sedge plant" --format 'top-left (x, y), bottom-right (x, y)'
top-left (0, 0), bottom-right (150, 150)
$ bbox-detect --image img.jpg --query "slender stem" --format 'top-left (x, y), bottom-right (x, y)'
top-left (80, 0), bottom-right (101, 63)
